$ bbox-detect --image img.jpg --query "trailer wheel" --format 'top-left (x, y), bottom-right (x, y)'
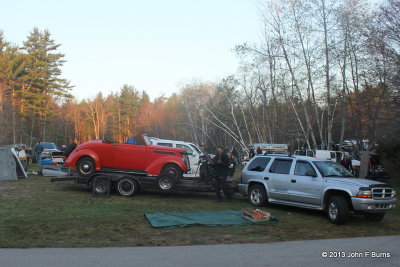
top-left (77, 156), bottom-right (96, 177)
top-left (92, 176), bottom-right (110, 197)
top-left (157, 164), bottom-right (181, 192)
top-left (115, 177), bottom-right (139, 197)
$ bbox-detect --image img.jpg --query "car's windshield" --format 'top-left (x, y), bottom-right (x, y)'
top-left (143, 135), bottom-right (151, 145)
top-left (313, 161), bottom-right (353, 177)
top-left (41, 142), bottom-right (57, 149)
top-left (190, 144), bottom-right (202, 155)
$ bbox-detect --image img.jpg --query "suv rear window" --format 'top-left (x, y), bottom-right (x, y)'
top-left (269, 159), bottom-right (293, 174)
top-left (246, 157), bottom-right (271, 172)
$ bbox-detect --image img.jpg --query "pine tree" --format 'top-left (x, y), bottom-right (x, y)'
top-left (22, 27), bottom-right (72, 141)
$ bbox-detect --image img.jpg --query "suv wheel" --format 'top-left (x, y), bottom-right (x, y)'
top-left (248, 184), bottom-right (267, 207)
top-left (326, 196), bottom-right (349, 224)
top-left (364, 212), bottom-right (385, 222)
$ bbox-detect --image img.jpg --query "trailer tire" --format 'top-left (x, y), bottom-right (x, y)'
top-left (115, 177), bottom-right (139, 197)
top-left (92, 176), bottom-right (110, 196)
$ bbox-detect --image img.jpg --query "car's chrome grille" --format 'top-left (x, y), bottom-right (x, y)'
top-left (372, 188), bottom-right (393, 199)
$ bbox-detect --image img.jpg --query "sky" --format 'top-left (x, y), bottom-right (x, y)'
top-left (1, 0), bottom-right (262, 100)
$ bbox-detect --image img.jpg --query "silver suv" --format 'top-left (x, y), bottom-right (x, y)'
top-left (238, 155), bottom-right (397, 224)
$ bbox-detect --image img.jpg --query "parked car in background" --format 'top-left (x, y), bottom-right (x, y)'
top-left (40, 142), bottom-right (61, 159)
top-left (238, 154), bottom-right (397, 224)
top-left (253, 143), bottom-right (288, 154)
top-left (149, 137), bottom-right (203, 177)
top-left (64, 134), bottom-right (190, 193)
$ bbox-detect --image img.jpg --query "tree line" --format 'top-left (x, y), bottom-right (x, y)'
top-left (0, 0), bottom-right (399, 153)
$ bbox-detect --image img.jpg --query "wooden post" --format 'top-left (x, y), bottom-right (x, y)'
top-left (359, 151), bottom-right (369, 179)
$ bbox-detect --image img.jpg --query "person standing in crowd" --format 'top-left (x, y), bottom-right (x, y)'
top-left (34, 142), bottom-right (44, 165)
top-left (256, 147), bottom-right (262, 155)
top-left (33, 142), bottom-right (38, 163)
top-left (299, 146), bottom-right (306, 156)
top-left (248, 146), bottom-right (255, 159)
top-left (340, 154), bottom-right (353, 171)
top-left (232, 146), bottom-right (240, 165)
top-left (213, 147), bottom-right (232, 202)
top-left (226, 152), bottom-right (236, 182)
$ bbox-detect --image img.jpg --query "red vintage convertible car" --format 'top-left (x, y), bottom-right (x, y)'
top-left (64, 134), bottom-right (190, 194)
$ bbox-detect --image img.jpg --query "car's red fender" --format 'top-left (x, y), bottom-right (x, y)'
top-left (145, 154), bottom-right (188, 176)
top-left (64, 149), bottom-right (102, 171)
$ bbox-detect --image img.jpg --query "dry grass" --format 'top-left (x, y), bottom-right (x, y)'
top-left (0, 170), bottom-right (399, 248)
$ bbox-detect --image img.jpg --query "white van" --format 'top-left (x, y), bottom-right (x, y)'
top-left (253, 143), bottom-right (288, 154)
top-left (149, 137), bottom-right (203, 177)
top-left (294, 149), bottom-right (343, 162)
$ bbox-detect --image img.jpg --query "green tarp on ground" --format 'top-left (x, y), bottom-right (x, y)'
top-left (144, 210), bottom-right (277, 228)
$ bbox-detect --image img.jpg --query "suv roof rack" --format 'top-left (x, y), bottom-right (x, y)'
top-left (262, 153), bottom-right (293, 157)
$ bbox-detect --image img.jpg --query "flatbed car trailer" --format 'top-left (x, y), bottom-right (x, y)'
top-left (50, 171), bottom-right (237, 197)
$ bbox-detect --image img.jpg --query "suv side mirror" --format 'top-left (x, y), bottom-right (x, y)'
top-left (306, 170), bottom-right (317, 177)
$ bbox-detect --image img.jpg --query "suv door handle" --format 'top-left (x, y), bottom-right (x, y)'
top-left (264, 177), bottom-right (269, 180)
top-left (291, 179), bottom-right (296, 183)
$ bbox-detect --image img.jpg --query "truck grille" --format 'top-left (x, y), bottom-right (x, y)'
top-left (374, 203), bottom-right (391, 209)
top-left (372, 188), bottom-right (393, 199)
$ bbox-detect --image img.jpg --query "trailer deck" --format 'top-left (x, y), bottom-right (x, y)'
top-left (51, 172), bottom-right (237, 197)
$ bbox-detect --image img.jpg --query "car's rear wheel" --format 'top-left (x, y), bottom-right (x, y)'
top-left (326, 196), bottom-right (349, 224)
top-left (364, 212), bottom-right (385, 222)
top-left (77, 156), bottom-right (96, 177)
top-left (248, 184), bottom-right (267, 207)
top-left (157, 164), bottom-right (181, 192)
top-left (115, 177), bottom-right (139, 197)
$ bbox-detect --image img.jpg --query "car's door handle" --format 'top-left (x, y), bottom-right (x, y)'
top-left (291, 179), bottom-right (296, 183)
top-left (264, 177), bottom-right (269, 180)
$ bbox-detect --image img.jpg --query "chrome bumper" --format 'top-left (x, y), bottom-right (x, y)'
top-left (351, 197), bottom-right (397, 212)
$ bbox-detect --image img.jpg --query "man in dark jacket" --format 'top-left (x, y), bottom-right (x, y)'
top-left (248, 146), bottom-right (255, 159)
top-left (213, 147), bottom-right (232, 202)
top-left (34, 142), bottom-right (44, 165)
top-left (340, 154), bottom-right (353, 171)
